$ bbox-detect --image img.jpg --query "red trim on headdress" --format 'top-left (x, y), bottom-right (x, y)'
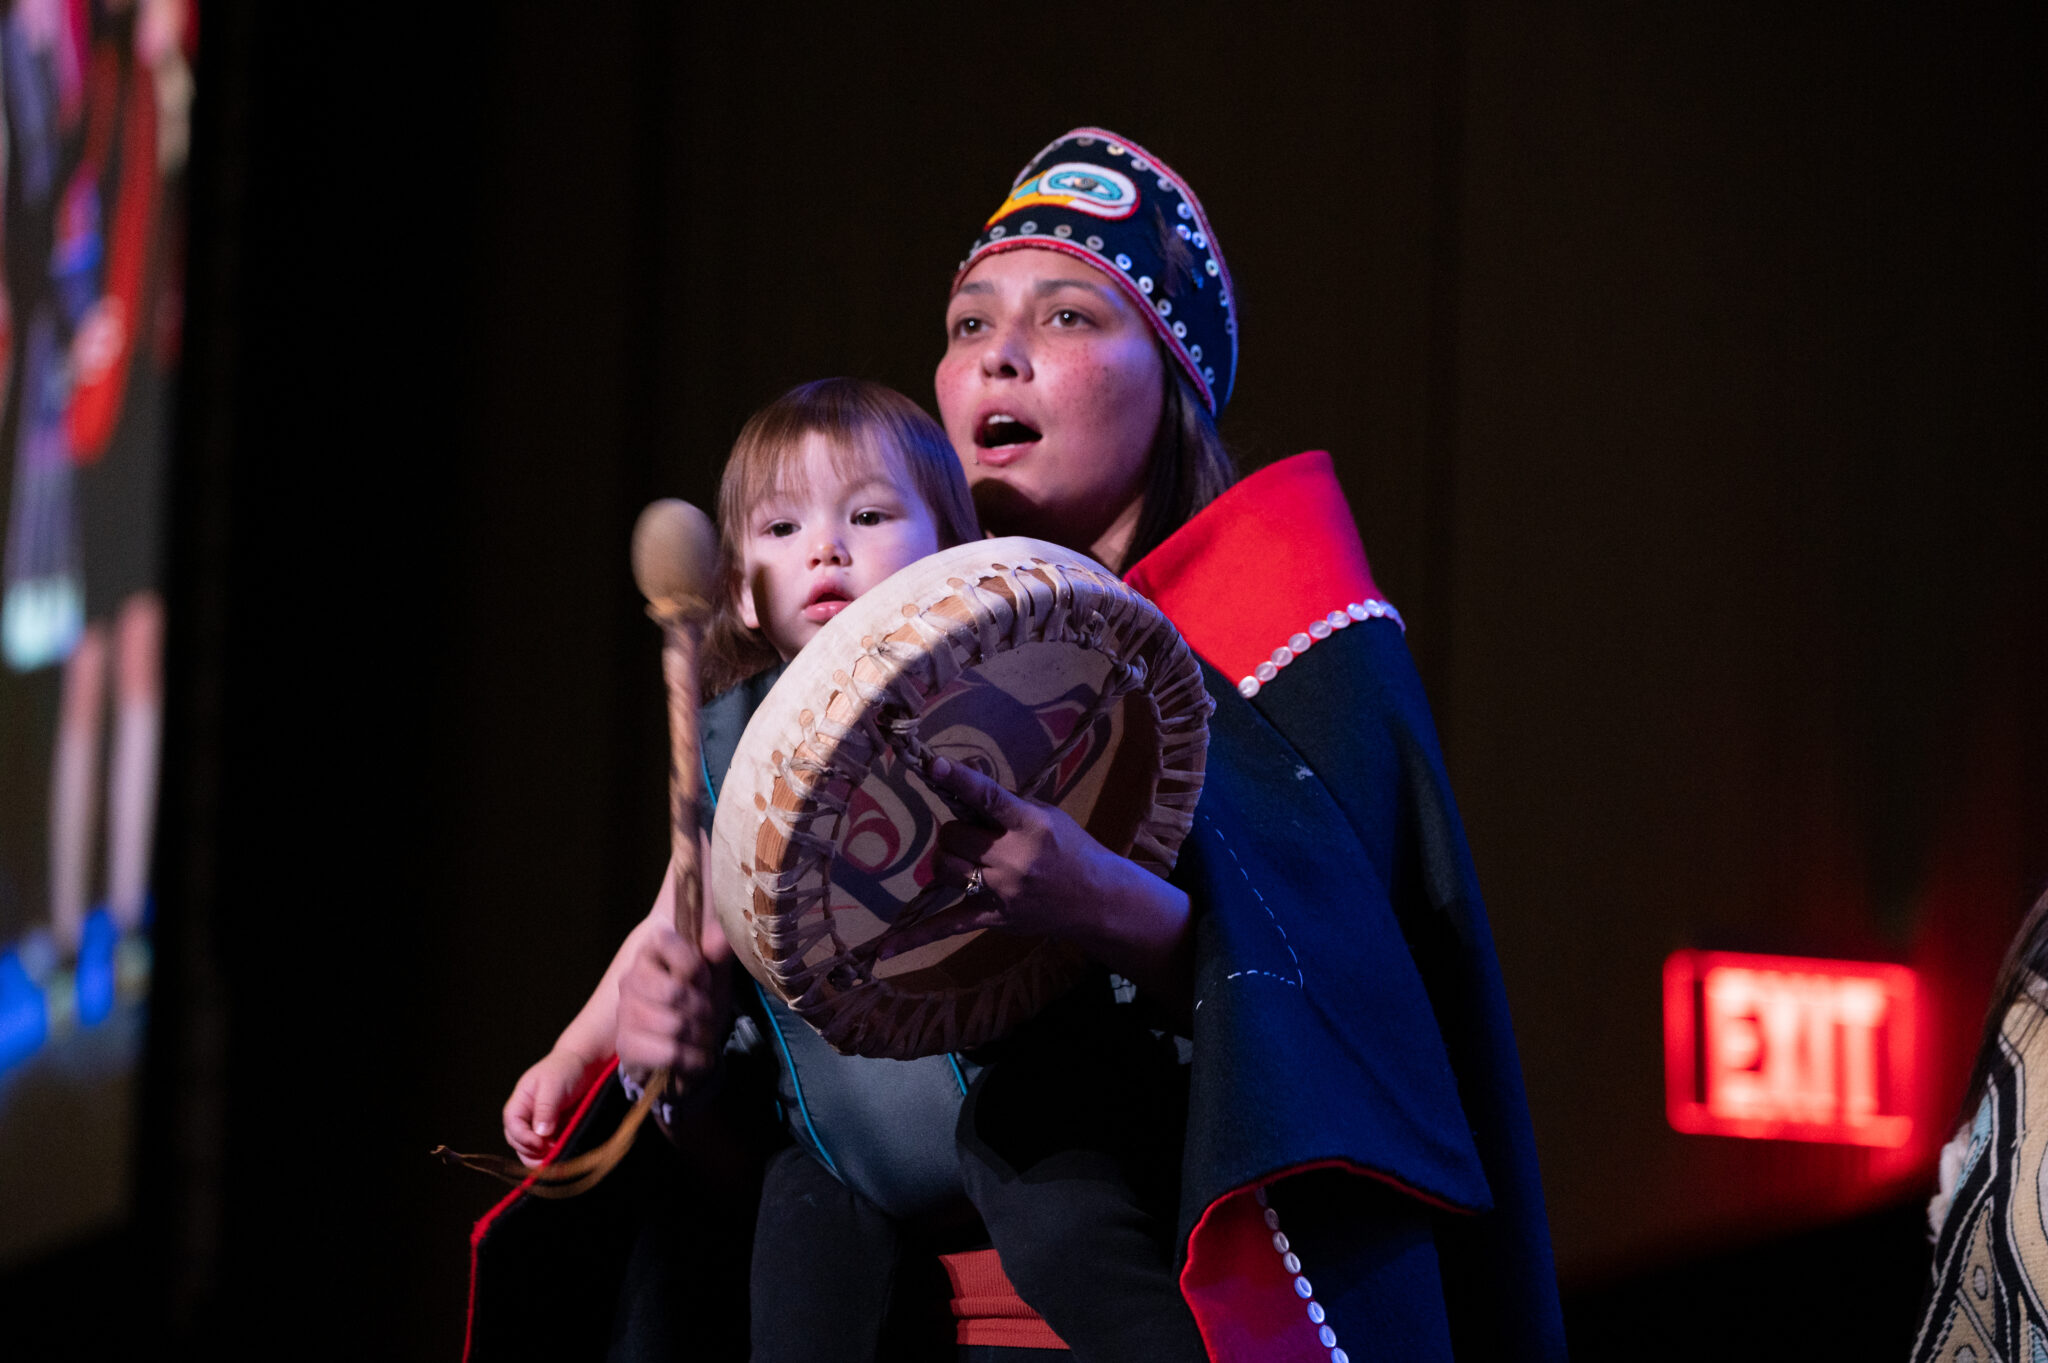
top-left (1008, 125), bottom-right (1239, 335)
top-left (1065, 128), bottom-right (1238, 357)
top-left (955, 126), bottom-right (1239, 413)
top-left (1124, 452), bottom-right (1395, 688)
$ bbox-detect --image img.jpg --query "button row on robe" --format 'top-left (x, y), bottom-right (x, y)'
top-left (1252, 1184), bottom-right (1348, 1363)
top-left (1237, 599), bottom-right (1406, 699)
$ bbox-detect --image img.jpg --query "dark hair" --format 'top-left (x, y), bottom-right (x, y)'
top-left (1113, 348), bottom-right (1237, 573)
top-left (1959, 886), bottom-right (2048, 1122)
top-left (701, 378), bottom-right (980, 697)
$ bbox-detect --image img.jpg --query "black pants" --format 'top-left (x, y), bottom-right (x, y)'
top-left (749, 1143), bottom-right (959, 1362)
top-left (750, 1144), bottom-right (1067, 1362)
top-left (954, 989), bottom-right (1206, 1363)
top-left (750, 1000), bottom-right (1202, 1362)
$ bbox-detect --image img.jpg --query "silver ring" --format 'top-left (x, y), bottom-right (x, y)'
top-left (964, 866), bottom-right (987, 898)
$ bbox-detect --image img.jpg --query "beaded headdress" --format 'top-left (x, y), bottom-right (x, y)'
top-left (955, 127), bottom-right (1239, 415)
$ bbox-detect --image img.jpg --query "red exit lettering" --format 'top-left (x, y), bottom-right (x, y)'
top-left (1664, 950), bottom-right (1917, 1147)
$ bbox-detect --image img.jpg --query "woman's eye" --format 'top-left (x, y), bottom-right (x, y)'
top-left (951, 315), bottom-right (983, 339)
top-left (1050, 308), bottom-right (1086, 328)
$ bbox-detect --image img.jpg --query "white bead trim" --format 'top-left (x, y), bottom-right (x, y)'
top-left (1251, 1185), bottom-right (1346, 1362)
top-left (1236, 599), bottom-right (1406, 698)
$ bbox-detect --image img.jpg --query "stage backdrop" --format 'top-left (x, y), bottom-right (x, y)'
top-left (0, 0), bottom-right (192, 1273)
top-left (1, 5), bottom-right (2033, 1360)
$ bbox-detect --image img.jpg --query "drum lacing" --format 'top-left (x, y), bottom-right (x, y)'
top-left (1150, 664), bottom-right (1213, 725)
top-left (875, 714), bottom-right (942, 789)
top-left (747, 859), bottom-right (827, 902)
top-left (757, 910), bottom-right (840, 960)
top-left (779, 738), bottom-right (862, 802)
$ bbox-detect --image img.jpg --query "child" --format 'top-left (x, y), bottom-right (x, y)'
top-left (500, 377), bottom-right (1199, 1362)
top-left (501, 377), bottom-right (977, 1162)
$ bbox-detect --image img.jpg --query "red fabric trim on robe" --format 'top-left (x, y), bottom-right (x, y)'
top-left (1179, 1161), bottom-right (1471, 1363)
top-left (1123, 451), bottom-right (1392, 688)
top-left (1130, 458), bottom-right (1475, 1359)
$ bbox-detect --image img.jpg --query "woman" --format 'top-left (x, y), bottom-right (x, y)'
top-left (479, 129), bottom-right (1566, 1363)
top-left (908, 127), bottom-right (1565, 1362)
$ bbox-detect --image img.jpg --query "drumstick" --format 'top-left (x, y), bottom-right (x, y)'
top-left (433, 500), bottom-right (720, 1195)
top-left (630, 499), bottom-right (719, 948)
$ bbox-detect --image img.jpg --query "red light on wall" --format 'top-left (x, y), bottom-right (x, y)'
top-left (1664, 950), bottom-right (1917, 1147)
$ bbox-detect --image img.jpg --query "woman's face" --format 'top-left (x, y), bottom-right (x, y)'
top-left (935, 248), bottom-right (1165, 565)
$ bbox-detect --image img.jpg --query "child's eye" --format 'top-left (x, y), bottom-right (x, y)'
top-left (850, 509), bottom-right (887, 528)
top-left (766, 520), bottom-right (798, 538)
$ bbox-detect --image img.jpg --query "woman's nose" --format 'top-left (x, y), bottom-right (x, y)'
top-left (980, 326), bottom-right (1032, 381)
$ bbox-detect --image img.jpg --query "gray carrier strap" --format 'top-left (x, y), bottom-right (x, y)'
top-left (754, 982), bottom-right (978, 1225)
top-left (700, 664), bottom-right (785, 830)
top-left (707, 665), bottom-right (978, 1225)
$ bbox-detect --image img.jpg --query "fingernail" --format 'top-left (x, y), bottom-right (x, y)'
top-left (535, 1121), bottom-right (552, 1135)
top-left (930, 756), bottom-right (950, 779)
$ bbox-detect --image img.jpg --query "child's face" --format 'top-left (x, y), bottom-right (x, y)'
top-left (736, 433), bottom-right (943, 660)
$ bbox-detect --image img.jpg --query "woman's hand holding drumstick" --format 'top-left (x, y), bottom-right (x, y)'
top-left (882, 755), bottom-right (1196, 1030)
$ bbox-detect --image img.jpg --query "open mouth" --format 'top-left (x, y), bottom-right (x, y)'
top-left (976, 414), bottom-right (1043, 449)
top-left (802, 586), bottom-right (852, 622)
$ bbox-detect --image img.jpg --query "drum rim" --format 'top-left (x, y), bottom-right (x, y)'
top-left (710, 537), bottom-right (1213, 1059)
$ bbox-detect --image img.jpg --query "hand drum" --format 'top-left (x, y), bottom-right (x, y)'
top-left (709, 538), bottom-right (1213, 1059)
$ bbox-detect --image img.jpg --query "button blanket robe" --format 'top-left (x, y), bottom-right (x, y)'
top-left (463, 452), bottom-right (1565, 1362)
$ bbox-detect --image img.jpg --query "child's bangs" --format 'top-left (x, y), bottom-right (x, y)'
top-left (774, 425), bottom-right (908, 503)
top-left (722, 379), bottom-right (979, 552)
top-left (723, 400), bottom-right (904, 518)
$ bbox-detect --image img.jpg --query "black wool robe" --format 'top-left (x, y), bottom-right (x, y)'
top-left (465, 452), bottom-right (1566, 1362)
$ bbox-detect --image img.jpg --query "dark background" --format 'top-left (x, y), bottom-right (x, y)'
top-left (5, 2), bottom-right (2042, 1357)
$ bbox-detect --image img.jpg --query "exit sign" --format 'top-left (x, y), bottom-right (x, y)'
top-left (1664, 950), bottom-right (1917, 1147)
